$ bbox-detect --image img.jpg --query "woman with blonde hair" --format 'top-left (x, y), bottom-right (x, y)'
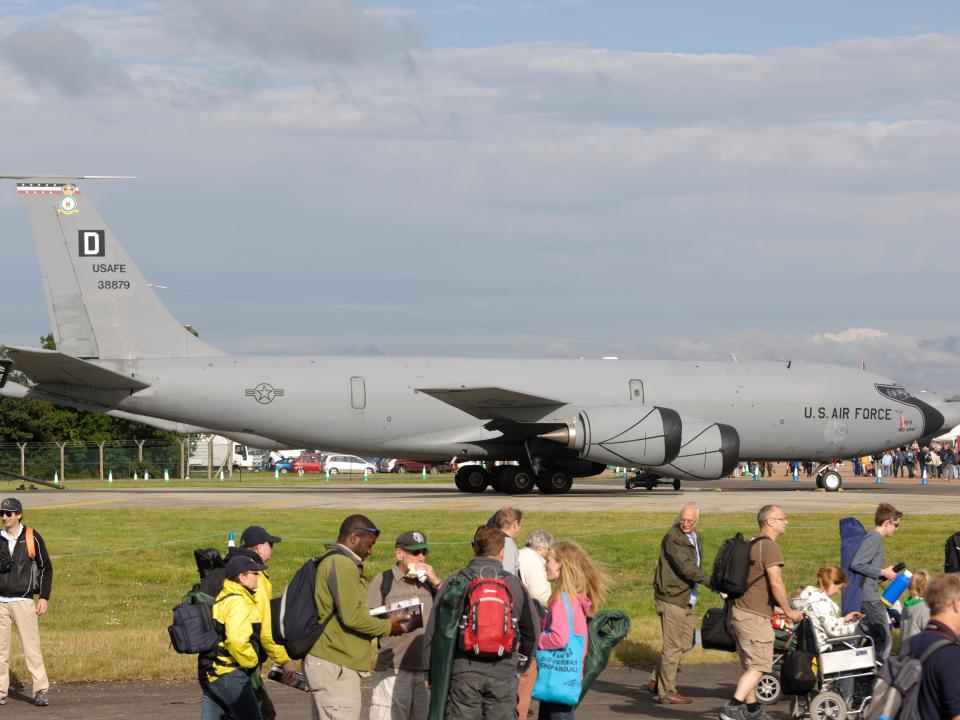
top-left (534, 540), bottom-right (611, 720)
top-left (791, 565), bottom-right (862, 646)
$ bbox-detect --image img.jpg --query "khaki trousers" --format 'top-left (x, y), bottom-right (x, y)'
top-left (0, 599), bottom-right (48, 698)
top-left (369, 668), bottom-right (429, 720)
top-left (654, 599), bottom-right (695, 697)
top-left (304, 655), bottom-right (361, 720)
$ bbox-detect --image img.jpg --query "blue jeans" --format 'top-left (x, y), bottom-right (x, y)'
top-left (538, 701), bottom-right (575, 720)
top-left (201, 670), bottom-right (263, 720)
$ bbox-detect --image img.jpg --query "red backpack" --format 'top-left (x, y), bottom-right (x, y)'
top-left (459, 573), bottom-right (518, 658)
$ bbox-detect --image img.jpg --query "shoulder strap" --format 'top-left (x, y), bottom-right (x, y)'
top-left (917, 637), bottom-right (957, 663)
top-left (25, 527), bottom-right (35, 559)
top-left (380, 570), bottom-right (394, 604)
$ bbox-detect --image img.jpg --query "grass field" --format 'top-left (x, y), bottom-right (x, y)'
top-left (9, 507), bottom-right (955, 685)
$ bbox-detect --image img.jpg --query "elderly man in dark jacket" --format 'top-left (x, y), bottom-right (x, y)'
top-left (648, 504), bottom-right (711, 705)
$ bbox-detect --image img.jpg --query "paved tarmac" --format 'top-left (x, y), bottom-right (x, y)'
top-left (10, 471), bottom-right (960, 514)
top-left (22, 663), bottom-right (802, 720)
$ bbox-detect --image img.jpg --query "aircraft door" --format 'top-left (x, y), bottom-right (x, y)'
top-left (629, 379), bottom-right (644, 403)
top-left (351, 376), bottom-right (367, 409)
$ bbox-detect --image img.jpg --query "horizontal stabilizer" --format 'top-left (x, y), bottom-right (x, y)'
top-left (4, 347), bottom-right (149, 391)
top-left (417, 386), bottom-right (564, 419)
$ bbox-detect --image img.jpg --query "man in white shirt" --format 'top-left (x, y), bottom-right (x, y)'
top-left (490, 507), bottom-right (523, 575)
top-left (516, 530), bottom-right (554, 719)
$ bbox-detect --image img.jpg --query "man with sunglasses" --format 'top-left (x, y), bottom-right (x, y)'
top-left (306, 515), bottom-right (408, 720)
top-left (0, 497), bottom-right (52, 707)
top-left (851, 502), bottom-right (903, 663)
top-left (367, 531), bottom-right (441, 720)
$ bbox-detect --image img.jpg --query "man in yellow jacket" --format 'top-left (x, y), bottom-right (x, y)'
top-left (233, 525), bottom-right (297, 719)
top-left (201, 554), bottom-right (269, 720)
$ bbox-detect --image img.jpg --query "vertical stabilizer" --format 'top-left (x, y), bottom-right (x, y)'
top-left (12, 178), bottom-right (223, 359)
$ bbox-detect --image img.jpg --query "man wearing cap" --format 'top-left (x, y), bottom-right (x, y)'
top-left (0, 498), bottom-right (52, 707)
top-left (367, 530), bottom-right (441, 720)
top-left (201, 554), bottom-right (269, 720)
top-left (227, 525), bottom-right (297, 720)
top-left (307, 514), bottom-right (408, 720)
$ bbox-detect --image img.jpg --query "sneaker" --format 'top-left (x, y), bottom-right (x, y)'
top-left (719, 702), bottom-right (747, 720)
top-left (747, 709), bottom-right (773, 720)
top-left (34, 690), bottom-right (48, 707)
top-left (0, 696), bottom-right (5, 705)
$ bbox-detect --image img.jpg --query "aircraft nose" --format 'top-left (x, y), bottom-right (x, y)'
top-left (912, 398), bottom-right (946, 436)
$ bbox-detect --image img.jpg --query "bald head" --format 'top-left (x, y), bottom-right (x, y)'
top-left (678, 504), bottom-right (699, 533)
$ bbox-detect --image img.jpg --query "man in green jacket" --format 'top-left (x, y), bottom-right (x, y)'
top-left (305, 514), bottom-right (408, 720)
top-left (649, 504), bottom-right (712, 705)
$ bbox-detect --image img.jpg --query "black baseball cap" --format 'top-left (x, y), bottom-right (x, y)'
top-left (241, 525), bottom-right (281, 547)
top-left (396, 530), bottom-right (429, 551)
top-left (0, 498), bottom-right (22, 514)
top-left (225, 554), bottom-right (267, 579)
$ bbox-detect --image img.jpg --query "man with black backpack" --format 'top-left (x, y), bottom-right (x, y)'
top-left (306, 515), bottom-right (408, 720)
top-left (425, 525), bottom-right (538, 720)
top-left (719, 505), bottom-right (802, 720)
top-left (367, 530), bottom-right (442, 720)
top-left (0, 497), bottom-right (52, 708)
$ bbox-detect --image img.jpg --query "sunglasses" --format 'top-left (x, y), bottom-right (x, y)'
top-left (405, 548), bottom-right (428, 556)
top-left (357, 527), bottom-right (381, 537)
top-left (0, 511), bottom-right (18, 518)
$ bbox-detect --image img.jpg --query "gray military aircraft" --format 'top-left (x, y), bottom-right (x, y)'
top-left (2, 176), bottom-right (958, 494)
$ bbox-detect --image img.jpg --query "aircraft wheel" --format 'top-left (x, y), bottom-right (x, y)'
top-left (756, 673), bottom-right (782, 705)
top-left (329, 467), bottom-right (339, 475)
top-left (816, 475), bottom-right (824, 488)
top-left (498, 466), bottom-right (535, 495)
top-left (821, 469), bottom-right (842, 492)
top-left (397, 466), bottom-right (407, 474)
top-left (809, 691), bottom-right (847, 720)
top-left (455, 466), bottom-right (489, 493)
top-left (538, 469), bottom-right (573, 494)
top-left (673, 479), bottom-right (682, 491)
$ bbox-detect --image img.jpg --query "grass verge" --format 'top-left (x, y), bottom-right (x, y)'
top-left (12, 507), bottom-right (954, 683)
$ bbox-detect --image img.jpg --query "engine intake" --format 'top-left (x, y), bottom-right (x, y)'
top-left (539, 406), bottom-right (682, 468)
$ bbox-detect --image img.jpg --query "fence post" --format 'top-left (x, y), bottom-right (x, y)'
top-left (18, 443), bottom-right (26, 477)
top-left (58, 442), bottom-right (66, 483)
top-left (98, 442), bottom-right (105, 482)
top-left (180, 439), bottom-right (186, 480)
top-left (207, 437), bottom-right (213, 481)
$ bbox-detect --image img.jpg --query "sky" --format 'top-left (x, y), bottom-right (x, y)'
top-left (2, 1), bottom-right (960, 393)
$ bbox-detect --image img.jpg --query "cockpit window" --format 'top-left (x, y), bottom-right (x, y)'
top-left (876, 384), bottom-right (910, 401)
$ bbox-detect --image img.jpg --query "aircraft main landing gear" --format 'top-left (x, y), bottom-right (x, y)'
top-left (815, 465), bottom-right (843, 492)
top-left (455, 465), bottom-right (489, 493)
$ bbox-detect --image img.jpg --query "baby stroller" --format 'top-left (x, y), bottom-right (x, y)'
top-left (756, 620), bottom-right (799, 705)
top-left (788, 634), bottom-right (877, 719)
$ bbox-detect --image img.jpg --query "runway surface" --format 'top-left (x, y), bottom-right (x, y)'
top-left (11, 473), bottom-right (960, 514)
top-left (20, 664), bottom-right (793, 720)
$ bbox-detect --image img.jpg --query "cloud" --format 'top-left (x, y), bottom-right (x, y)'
top-left (0, 25), bottom-right (134, 97)
top-left (181, 0), bottom-right (419, 64)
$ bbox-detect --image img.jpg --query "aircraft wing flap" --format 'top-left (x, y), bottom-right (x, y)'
top-left (417, 386), bottom-right (565, 419)
top-left (4, 347), bottom-right (150, 391)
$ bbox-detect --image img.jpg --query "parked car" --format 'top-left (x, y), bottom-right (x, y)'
top-left (291, 452), bottom-right (326, 474)
top-left (380, 458), bottom-right (455, 474)
top-left (321, 454), bottom-right (378, 475)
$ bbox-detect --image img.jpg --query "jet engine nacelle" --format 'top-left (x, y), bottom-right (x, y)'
top-left (644, 419), bottom-right (740, 481)
top-left (539, 405), bottom-right (682, 468)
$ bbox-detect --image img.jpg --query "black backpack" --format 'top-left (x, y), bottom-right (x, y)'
top-left (168, 592), bottom-right (235, 654)
top-left (711, 533), bottom-right (763, 598)
top-left (944, 532), bottom-right (960, 574)
top-left (271, 549), bottom-right (342, 660)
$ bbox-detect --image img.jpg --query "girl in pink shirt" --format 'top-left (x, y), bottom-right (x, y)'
top-left (536, 541), bottom-right (610, 720)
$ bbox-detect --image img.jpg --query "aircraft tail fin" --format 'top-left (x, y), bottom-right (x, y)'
top-left (8, 176), bottom-right (223, 359)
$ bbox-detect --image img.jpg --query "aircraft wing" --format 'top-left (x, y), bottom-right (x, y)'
top-left (4, 347), bottom-right (150, 391)
top-left (417, 386), bottom-right (565, 420)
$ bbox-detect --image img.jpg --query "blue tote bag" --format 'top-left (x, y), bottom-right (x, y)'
top-left (533, 593), bottom-right (586, 706)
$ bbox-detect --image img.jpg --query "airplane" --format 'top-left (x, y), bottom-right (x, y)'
top-left (2, 175), bottom-right (959, 495)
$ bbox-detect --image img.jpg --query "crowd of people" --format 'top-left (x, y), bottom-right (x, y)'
top-left (197, 508), bottom-right (614, 720)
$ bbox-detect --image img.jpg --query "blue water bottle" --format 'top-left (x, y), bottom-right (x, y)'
top-left (881, 569), bottom-right (912, 607)
top-left (228, 530), bottom-right (236, 548)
